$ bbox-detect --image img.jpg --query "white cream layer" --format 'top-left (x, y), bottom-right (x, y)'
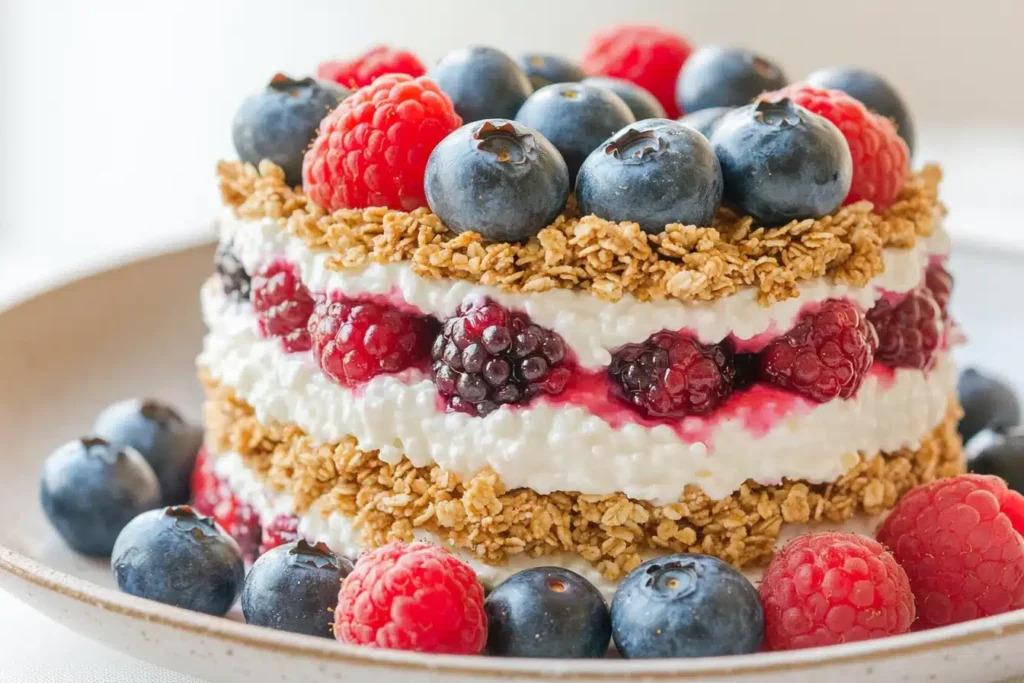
top-left (220, 209), bottom-right (950, 371)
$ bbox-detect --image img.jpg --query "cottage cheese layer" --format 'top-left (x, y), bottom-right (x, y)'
top-left (220, 209), bottom-right (950, 370)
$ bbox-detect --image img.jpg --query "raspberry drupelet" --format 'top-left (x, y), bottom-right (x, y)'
top-left (867, 287), bottom-right (943, 370)
top-left (316, 46), bottom-right (426, 89)
top-left (251, 260), bottom-right (315, 353)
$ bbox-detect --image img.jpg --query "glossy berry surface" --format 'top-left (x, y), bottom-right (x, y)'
top-left (678, 105), bottom-right (734, 139)
top-left (676, 46), bottom-right (787, 114)
top-left (431, 299), bottom-right (572, 416)
top-left (425, 119), bottom-right (569, 242)
top-left (212, 487), bottom-right (262, 564)
top-left (581, 76), bottom-right (667, 120)
top-left (251, 260), bottom-right (315, 352)
top-left (970, 431), bottom-right (1024, 495)
top-left (485, 567), bottom-right (611, 658)
top-left (317, 45), bottom-right (426, 88)
top-left (866, 288), bottom-right (942, 370)
top-left (430, 46), bottom-right (533, 122)
top-left (40, 438), bottom-right (161, 557)
top-left (577, 119), bottom-right (723, 233)
top-left (925, 264), bottom-right (954, 320)
top-left (111, 506), bottom-right (245, 616)
top-left (517, 53), bottom-right (586, 90)
top-left (958, 368), bottom-right (1022, 445)
top-left (214, 242), bottom-right (251, 301)
top-left (611, 553), bottom-right (763, 658)
top-left (242, 540), bottom-right (352, 638)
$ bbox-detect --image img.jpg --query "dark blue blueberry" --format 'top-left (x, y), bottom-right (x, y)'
top-left (93, 399), bottom-right (203, 506)
top-left (969, 430), bottom-right (1024, 493)
top-left (611, 553), bottom-right (763, 658)
top-left (678, 106), bottom-right (734, 139)
top-left (215, 242), bottom-right (251, 301)
top-left (425, 119), bottom-right (569, 242)
top-left (112, 506), bottom-right (245, 616)
top-left (517, 53), bottom-right (586, 90)
top-left (40, 438), bottom-right (161, 557)
top-left (576, 119), bottom-right (723, 233)
top-left (242, 540), bottom-right (352, 638)
top-left (484, 567), bottom-right (610, 658)
top-left (958, 368), bottom-right (1021, 443)
top-left (582, 77), bottom-right (667, 120)
top-left (711, 99), bottom-right (852, 226)
top-left (430, 47), bottom-right (533, 122)
top-left (515, 83), bottom-right (635, 183)
top-left (232, 74), bottom-right (349, 187)
top-left (807, 66), bottom-right (915, 156)
top-left (676, 46), bottom-right (788, 114)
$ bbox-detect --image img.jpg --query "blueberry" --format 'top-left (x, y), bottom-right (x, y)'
top-left (93, 399), bottom-right (203, 506)
top-left (576, 119), bottom-right (723, 233)
top-left (430, 47), bottom-right (533, 122)
top-left (215, 242), bottom-right (251, 301)
top-left (241, 540), bottom-right (352, 638)
top-left (40, 438), bottom-right (161, 557)
top-left (807, 66), bottom-right (915, 155)
top-left (515, 83), bottom-right (635, 182)
top-left (969, 430), bottom-right (1024, 493)
top-left (676, 46), bottom-right (788, 114)
top-left (582, 77), bottom-right (667, 120)
top-left (678, 106), bottom-right (734, 139)
top-left (958, 368), bottom-right (1021, 443)
top-left (112, 506), bottom-right (244, 616)
top-left (711, 99), bottom-right (852, 226)
top-left (517, 53), bottom-right (586, 90)
top-left (484, 567), bottom-right (610, 658)
top-left (425, 119), bottom-right (569, 242)
top-left (232, 74), bottom-right (349, 187)
top-left (611, 554), bottom-right (763, 658)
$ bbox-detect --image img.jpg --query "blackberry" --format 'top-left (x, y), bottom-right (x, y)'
top-left (214, 242), bottom-right (251, 301)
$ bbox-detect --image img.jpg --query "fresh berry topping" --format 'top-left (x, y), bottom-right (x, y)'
top-left (807, 66), bottom-right (915, 156)
top-left (676, 46), bottom-right (788, 115)
top-left (430, 299), bottom-right (572, 416)
top-left (485, 567), bottom-right (611, 658)
top-left (867, 288), bottom-right (942, 370)
top-left (308, 296), bottom-right (438, 386)
top-left (678, 106), bottom-right (734, 139)
top-left (759, 532), bottom-right (914, 650)
top-left (93, 398), bottom-right (202, 505)
top-left (212, 488), bottom-right (262, 564)
top-left (112, 506), bottom-right (245, 616)
top-left (760, 85), bottom-right (909, 211)
top-left (958, 368), bottom-right (1022, 446)
top-left (335, 541), bottom-right (487, 654)
top-left (232, 74), bottom-right (349, 187)
top-left (317, 46), bottom-right (426, 89)
top-left (40, 438), bottom-right (161, 557)
top-left (877, 474), bottom-right (1024, 628)
top-left (611, 554), bottom-right (764, 658)
top-left (970, 431), bottom-right (1024, 495)
top-left (251, 260), bottom-right (315, 352)
top-left (517, 53), bottom-right (586, 90)
top-left (712, 99), bottom-right (852, 226)
top-left (759, 300), bottom-right (877, 402)
top-left (581, 76), bottom-right (667, 120)
top-left (303, 74), bottom-right (461, 212)
top-left (925, 263), bottom-right (954, 320)
top-left (577, 119), bottom-right (723, 233)
top-left (608, 332), bottom-right (736, 418)
top-left (259, 514), bottom-right (300, 555)
top-left (189, 447), bottom-right (219, 518)
top-left (430, 46), bottom-right (533, 122)
top-left (582, 25), bottom-right (694, 118)
top-left (214, 242), bottom-right (251, 301)
top-left (425, 120), bottom-right (569, 242)
top-left (514, 82), bottom-right (635, 182)
top-left (242, 540), bottom-right (353, 638)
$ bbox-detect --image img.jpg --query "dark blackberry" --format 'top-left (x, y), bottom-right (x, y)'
top-left (215, 242), bottom-right (251, 301)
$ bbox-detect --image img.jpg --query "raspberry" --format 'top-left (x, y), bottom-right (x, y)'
top-left (581, 25), bottom-right (693, 118)
top-left (335, 541), bottom-right (486, 654)
top-left (608, 332), bottom-right (736, 417)
top-left (259, 514), bottom-right (299, 555)
top-left (760, 85), bottom-right (909, 210)
top-left (212, 487), bottom-right (261, 563)
top-left (251, 260), bottom-right (315, 352)
top-left (430, 299), bottom-right (572, 416)
top-left (867, 288), bottom-right (942, 370)
top-left (759, 300), bottom-right (878, 402)
top-left (308, 295), bottom-right (439, 386)
top-left (317, 46), bottom-right (426, 89)
top-left (189, 447), bottom-right (219, 518)
top-left (877, 474), bottom-right (1024, 629)
top-left (925, 263), bottom-right (954, 320)
top-left (303, 74), bottom-right (462, 212)
top-left (759, 532), bottom-right (915, 650)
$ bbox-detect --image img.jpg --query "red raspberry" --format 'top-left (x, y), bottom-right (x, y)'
top-left (259, 514), bottom-right (299, 555)
top-left (760, 532), bottom-right (915, 650)
top-left (308, 295), bottom-right (439, 386)
top-left (760, 85), bottom-right (909, 210)
top-left (867, 288), bottom-right (942, 370)
top-left (877, 474), bottom-right (1024, 629)
top-left (608, 332), bottom-right (736, 417)
top-left (212, 488), bottom-right (262, 563)
top-left (317, 46), bottom-right (426, 89)
top-left (251, 260), bottom-right (315, 352)
top-left (925, 263), bottom-right (954, 321)
top-left (581, 25), bottom-right (693, 118)
top-left (759, 300), bottom-right (878, 402)
top-left (303, 74), bottom-right (462, 212)
top-left (189, 447), bottom-right (219, 518)
top-left (335, 541), bottom-right (487, 654)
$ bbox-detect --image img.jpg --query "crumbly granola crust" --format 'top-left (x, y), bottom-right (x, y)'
top-left (202, 374), bottom-right (963, 581)
top-left (217, 160), bottom-right (942, 307)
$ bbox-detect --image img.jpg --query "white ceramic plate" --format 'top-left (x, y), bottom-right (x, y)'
top-left (1, 242), bottom-right (1023, 683)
